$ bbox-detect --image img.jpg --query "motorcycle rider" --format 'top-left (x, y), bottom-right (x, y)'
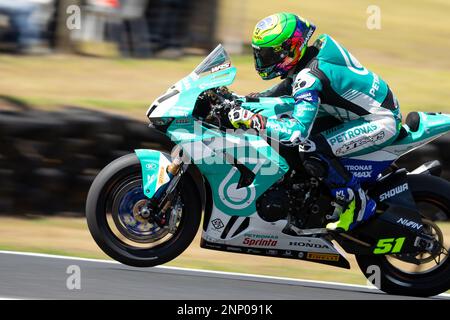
top-left (228, 12), bottom-right (402, 232)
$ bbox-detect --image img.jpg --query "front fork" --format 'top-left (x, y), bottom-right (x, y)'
top-left (145, 149), bottom-right (185, 227)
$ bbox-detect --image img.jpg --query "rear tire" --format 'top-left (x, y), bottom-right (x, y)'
top-left (86, 153), bottom-right (201, 267)
top-left (356, 174), bottom-right (450, 297)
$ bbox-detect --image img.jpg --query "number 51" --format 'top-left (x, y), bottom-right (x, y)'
top-left (373, 237), bottom-right (405, 254)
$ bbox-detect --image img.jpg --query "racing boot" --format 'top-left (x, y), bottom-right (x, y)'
top-left (326, 179), bottom-right (377, 232)
top-left (302, 151), bottom-right (377, 233)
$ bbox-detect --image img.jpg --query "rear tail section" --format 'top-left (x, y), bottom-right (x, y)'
top-left (383, 112), bottom-right (450, 157)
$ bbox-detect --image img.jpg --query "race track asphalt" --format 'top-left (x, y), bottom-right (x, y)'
top-left (0, 251), bottom-right (448, 300)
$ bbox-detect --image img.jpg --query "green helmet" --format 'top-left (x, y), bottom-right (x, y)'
top-left (252, 13), bottom-right (316, 80)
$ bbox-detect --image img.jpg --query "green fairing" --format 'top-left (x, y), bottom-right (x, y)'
top-left (167, 122), bottom-right (289, 216)
top-left (157, 67), bottom-right (237, 118)
top-left (392, 112), bottom-right (450, 148)
top-left (135, 149), bottom-right (168, 198)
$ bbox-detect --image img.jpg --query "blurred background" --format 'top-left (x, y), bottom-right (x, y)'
top-left (0, 0), bottom-right (449, 284)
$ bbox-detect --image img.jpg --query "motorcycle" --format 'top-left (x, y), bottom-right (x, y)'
top-left (86, 45), bottom-right (450, 297)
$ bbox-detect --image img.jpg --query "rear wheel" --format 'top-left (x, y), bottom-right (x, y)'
top-left (86, 153), bottom-right (201, 267)
top-left (356, 174), bottom-right (450, 297)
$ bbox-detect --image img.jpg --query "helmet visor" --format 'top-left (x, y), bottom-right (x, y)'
top-left (253, 46), bottom-right (288, 69)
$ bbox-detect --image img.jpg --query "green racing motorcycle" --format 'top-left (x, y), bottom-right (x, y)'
top-left (86, 45), bottom-right (450, 297)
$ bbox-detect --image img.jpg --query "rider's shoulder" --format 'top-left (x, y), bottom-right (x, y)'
top-left (292, 68), bottom-right (322, 95)
top-left (313, 34), bottom-right (350, 66)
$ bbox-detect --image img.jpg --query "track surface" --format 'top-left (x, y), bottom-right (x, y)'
top-left (0, 251), bottom-right (448, 300)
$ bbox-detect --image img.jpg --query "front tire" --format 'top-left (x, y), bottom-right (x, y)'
top-left (356, 174), bottom-right (450, 297)
top-left (86, 153), bottom-right (201, 267)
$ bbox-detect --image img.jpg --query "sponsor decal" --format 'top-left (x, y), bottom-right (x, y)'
top-left (175, 118), bottom-right (190, 124)
top-left (211, 218), bottom-right (225, 230)
top-left (226, 246), bottom-right (243, 252)
top-left (247, 248), bottom-right (262, 254)
top-left (203, 235), bottom-right (217, 242)
top-left (295, 91), bottom-right (318, 104)
top-left (396, 218), bottom-right (423, 230)
top-left (298, 105), bottom-right (317, 113)
top-left (266, 121), bottom-right (294, 135)
top-left (329, 124), bottom-right (378, 146)
top-left (345, 164), bottom-right (373, 179)
top-left (218, 169), bottom-right (256, 210)
top-left (335, 131), bottom-right (385, 156)
top-left (266, 250), bottom-right (278, 256)
top-left (243, 237), bottom-right (278, 247)
top-left (157, 166), bottom-right (166, 185)
top-left (335, 190), bottom-right (346, 201)
top-left (297, 92), bottom-right (313, 102)
top-left (379, 183), bottom-right (408, 201)
top-left (282, 250), bottom-right (293, 257)
top-left (211, 62), bottom-right (231, 73)
top-left (256, 16), bottom-right (274, 31)
top-left (289, 241), bottom-right (330, 249)
top-left (345, 164), bottom-right (373, 171)
top-left (204, 243), bottom-right (222, 249)
top-left (298, 140), bottom-right (316, 153)
top-left (243, 233), bottom-right (278, 239)
top-left (374, 237), bottom-right (405, 254)
top-left (297, 252), bottom-right (304, 258)
top-left (369, 73), bottom-right (380, 97)
top-left (306, 253), bottom-right (340, 262)
top-left (146, 174), bottom-right (156, 188)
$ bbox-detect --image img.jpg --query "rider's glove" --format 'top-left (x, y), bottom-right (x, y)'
top-left (228, 106), bottom-right (266, 130)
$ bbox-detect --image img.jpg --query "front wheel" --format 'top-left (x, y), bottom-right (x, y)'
top-left (86, 153), bottom-right (201, 267)
top-left (356, 174), bottom-right (450, 297)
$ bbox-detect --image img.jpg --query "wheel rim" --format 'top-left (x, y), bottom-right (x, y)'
top-left (385, 199), bottom-right (450, 275)
top-left (106, 176), bottom-right (183, 248)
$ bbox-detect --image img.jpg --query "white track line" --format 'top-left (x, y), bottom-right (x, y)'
top-left (0, 250), bottom-right (371, 290)
top-left (0, 250), bottom-right (120, 264)
top-left (1, 250), bottom-right (449, 298)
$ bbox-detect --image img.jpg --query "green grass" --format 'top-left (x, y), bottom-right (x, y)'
top-left (1, 52), bottom-right (449, 117)
top-left (1, 1), bottom-right (450, 116)
top-left (0, 244), bottom-right (103, 260)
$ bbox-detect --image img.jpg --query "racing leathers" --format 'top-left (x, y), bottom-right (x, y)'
top-left (229, 34), bottom-right (402, 231)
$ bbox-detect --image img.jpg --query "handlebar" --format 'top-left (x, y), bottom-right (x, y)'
top-left (202, 87), bottom-right (240, 129)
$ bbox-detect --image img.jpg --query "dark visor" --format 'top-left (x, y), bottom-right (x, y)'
top-left (253, 46), bottom-right (287, 68)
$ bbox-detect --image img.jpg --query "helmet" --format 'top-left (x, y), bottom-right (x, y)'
top-left (252, 13), bottom-right (316, 80)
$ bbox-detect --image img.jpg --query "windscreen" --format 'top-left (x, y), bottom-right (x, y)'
top-left (193, 44), bottom-right (232, 76)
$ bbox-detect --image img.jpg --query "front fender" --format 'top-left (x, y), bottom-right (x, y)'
top-left (135, 149), bottom-right (172, 199)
